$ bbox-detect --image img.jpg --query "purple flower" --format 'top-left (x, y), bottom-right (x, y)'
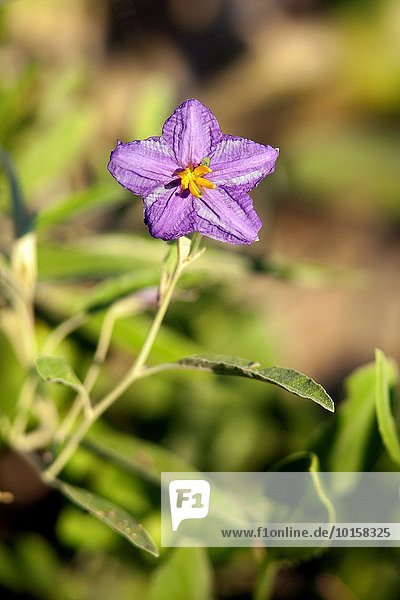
top-left (108, 99), bottom-right (279, 245)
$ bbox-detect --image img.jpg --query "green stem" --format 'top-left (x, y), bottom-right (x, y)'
top-left (83, 307), bottom-right (119, 394)
top-left (10, 314), bottom-right (87, 445)
top-left (133, 362), bottom-right (197, 379)
top-left (50, 364), bottom-right (214, 440)
top-left (53, 396), bottom-right (84, 447)
top-left (54, 304), bottom-right (130, 446)
top-left (43, 415), bottom-right (91, 482)
top-left (43, 239), bottom-right (189, 481)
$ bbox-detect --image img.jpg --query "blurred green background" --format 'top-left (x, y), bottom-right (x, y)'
top-left (1, 0), bottom-right (400, 598)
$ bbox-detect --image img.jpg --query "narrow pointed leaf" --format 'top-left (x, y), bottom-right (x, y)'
top-left (16, 109), bottom-right (96, 196)
top-left (79, 269), bottom-right (159, 313)
top-left (177, 354), bottom-right (334, 412)
top-left (0, 148), bottom-right (34, 237)
top-left (36, 181), bottom-right (123, 232)
top-left (57, 481), bottom-right (159, 556)
top-left (327, 362), bottom-right (377, 472)
top-left (375, 349), bottom-right (400, 464)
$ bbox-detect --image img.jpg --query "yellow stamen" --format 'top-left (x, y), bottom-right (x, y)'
top-left (177, 162), bottom-right (216, 198)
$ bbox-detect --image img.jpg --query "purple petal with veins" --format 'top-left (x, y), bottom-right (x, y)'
top-left (143, 184), bottom-right (197, 240)
top-left (108, 138), bottom-right (176, 197)
top-left (195, 187), bottom-right (262, 245)
top-left (108, 98), bottom-right (279, 245)
top-left (161, 98), bottom-right (222, 167)
top-left (209, 136), bottom-right (279, 193)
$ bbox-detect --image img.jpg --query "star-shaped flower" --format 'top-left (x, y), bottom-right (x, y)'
top-left (108, 99), bottom-right (279, 245)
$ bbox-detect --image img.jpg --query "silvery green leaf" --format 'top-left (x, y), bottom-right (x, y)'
top-left (57, 481), bottom-right (159, 556)
top-left (177, 354), bottom-right (334, 412)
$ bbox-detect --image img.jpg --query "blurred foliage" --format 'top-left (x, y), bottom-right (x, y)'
top-left (1, 0), bottom-right (400, 599)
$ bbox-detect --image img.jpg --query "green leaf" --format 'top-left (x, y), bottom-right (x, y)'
top-left (37, 243), bottom-right (141, 280)
top-left (0, 63), bottom-right (38, 145)
top-left (57, 481), bottom-right (159, 557)
top-left (326, 362), bottom-right (377, 471)
top-left (375, 349), bottom-right (400, 464)
top-left (176, 354), bottom-right (334, 412)
top-left (0, 148), bottom-right (34, 238)
top-left (56, 506), bottom-right (117, 551)
top-left (15, 108), bottom-right (96, 196)
top-left (35, 356), bottom-right (82, 392)
top-left (84, 424), bottom-right (196, 484)
top-left (36, 180), bottom-right (123, 233)
top-left (130, 74), bottom-right (174, 140)
top-left (254, 563), bottom-right (279, 600)
top-left (78, 269), bottom-right (160, 313)
top-left (0, 330), bottom-right (26, 420)
top-left (147, 548), bottom-right (212, 600)
top-left (36, 233), bottom-right (255, 283)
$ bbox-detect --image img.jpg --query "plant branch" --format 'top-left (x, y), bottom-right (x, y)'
top-left (43, 237), bottom-right (199, 481)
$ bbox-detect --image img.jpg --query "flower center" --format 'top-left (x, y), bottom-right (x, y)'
top-left (176, 162), bottom-right (216, 198)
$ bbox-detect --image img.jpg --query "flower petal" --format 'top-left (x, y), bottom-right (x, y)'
top-left (194, 186), bottom-right (262, 245)
top-left (108, 138), bottom-right (177, 197)
top-left (209, 135), bottom-right (279, 192)
top-left (143, 184), bottom-right (197, 240)
top-left (162, 99), bottom-right (223, 167)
